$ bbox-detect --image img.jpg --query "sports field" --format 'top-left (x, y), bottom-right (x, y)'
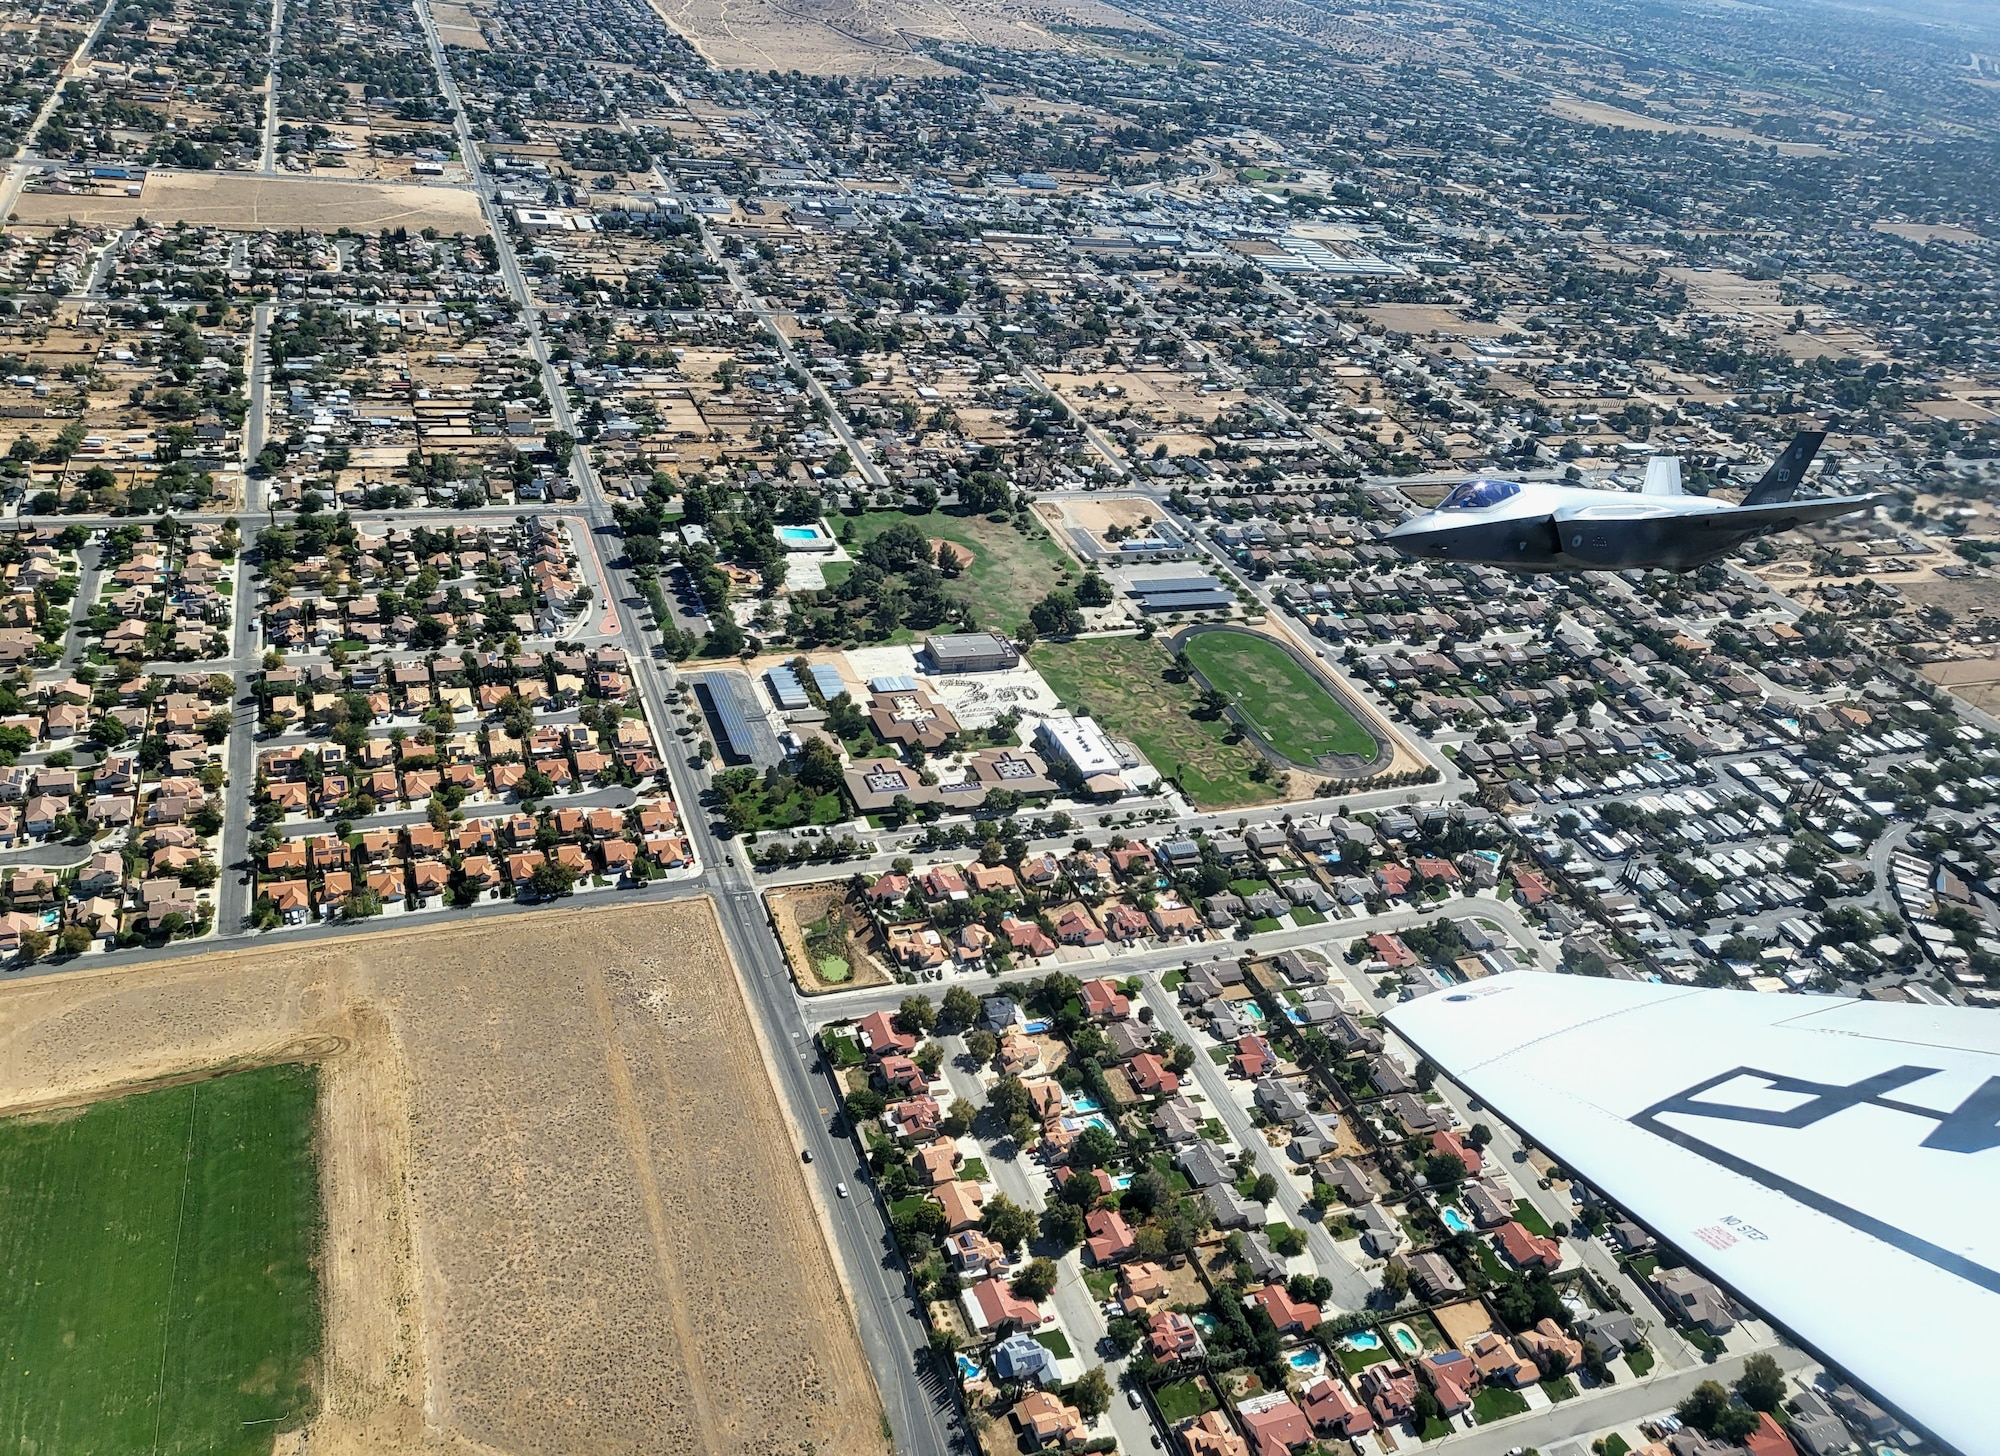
top-left (0, 1064), bottom-right (322, 1455)
top-left (1180, 628), bottom-right (1381, 767)
top-left (1030, 633), bottom-right (1280, 808)
top-left (843, 508), bottom-right (1075, 639)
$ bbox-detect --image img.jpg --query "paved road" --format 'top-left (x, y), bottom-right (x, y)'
top-left (1136, 978), bottom-right (1374, 1311)
top-left (1424, 1345), bottom-right (1808, 1456)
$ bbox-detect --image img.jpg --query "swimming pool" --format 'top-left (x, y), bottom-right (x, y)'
top-left (1341, 1331), bottom-right (1382, 1352)
top-left (956, 1353), bottom-right (982, 1381)
top-left (1389, 1326), bottom-right (1421, 1356)
top-left (1286, 1349), bottom-right (1324, 1373)
top-left (1112, 1174), bottom-right (1134, 1190)
top-left (1023, 1018), bottom-right (1052, 1034)
top-left (1070, 1094), bottom-right (1102, 1113)
top-left (1239, 1002), bottom-right (1268, 1023)
top-left (779, 525), bottom-right (828, 543)
top-left (1440, 1207), bottom-right (1472, 1235)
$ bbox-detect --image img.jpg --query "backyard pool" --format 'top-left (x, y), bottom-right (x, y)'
top-left (1023, 1019), bottom-right (1052, 1034)
top-left (1388, 1326), bottom-right (1421, 1356)
top-left (956, 1353), bottom-right (983, 1382)
top-left (1070, 1094), bottom-right (1102, 1113)
top-left (1440, 1207), bottom-right (1472, 1235)
top-left (1239, 1002), bottom-right (1268, 1023)
top-left (1112, 1174), bottom-right (1134, 1190)
top-left (1286, 1349), bottom-right (1325, 1374)
top-left (1341, 1332), bottom-right (1383, 1352)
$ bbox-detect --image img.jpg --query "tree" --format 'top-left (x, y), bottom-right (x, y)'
top-left (1734, 1352), bottom-right (1786, 1413)
top-left (965, 1029), bottom-right (999, 1064)
top-left (1040, 1203), bottom-right (1086, 1250)
top-left (1677, 1380), bottom-right (1758, 1441)
top-left (988, 1074), bottom-right (1031, 1124)
top-left (530, 860), bottom-right (577, 898)
top-left (1249, 1172), bottom-right (1278, 1205)
top-left (1069, 1367), bottom-right (1112, 1421)
top-left (942, 985), bottom-right (981, 1029)
top-left (57, 924), bottom-right (93, 956)
top-left (1028, 588), bottom-right (1084, 638)
top-left (895, 995), bottom-right (937, 1036)
top-left (843, 1088), bottom-right (886, 1122)
top-left (1381, 1259), bottom-right (1411, 1299)
top-left (1011, 1257), bottom-right (1058, 1302)
top-left (17, 928), bottom-right (49, 961)
top-left (983, 1194), bottom-right (1033, 1254)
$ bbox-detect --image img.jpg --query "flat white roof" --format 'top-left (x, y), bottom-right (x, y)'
top-left (1386, 975), bottom-right (1997, 1456)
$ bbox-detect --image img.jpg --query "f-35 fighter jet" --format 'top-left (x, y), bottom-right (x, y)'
top-left (1386, 431), bottom-right (1874, 573)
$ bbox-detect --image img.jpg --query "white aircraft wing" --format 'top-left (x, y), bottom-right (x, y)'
top-left (1385, 975), bottom-right (1998, 1455)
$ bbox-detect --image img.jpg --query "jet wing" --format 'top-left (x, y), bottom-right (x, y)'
top-left (1387, 976), bottom-right (2000, 1456)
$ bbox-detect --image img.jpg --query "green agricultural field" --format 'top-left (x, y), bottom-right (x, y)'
top-left (840, 509), bottom-right (1075, 639)
top-left (0, 1064), bottom-right (323, 1455)
top-left (1029, 634), bottom-right (1281, 809)
top-left (1179, 629), bottom-right (1380, 767)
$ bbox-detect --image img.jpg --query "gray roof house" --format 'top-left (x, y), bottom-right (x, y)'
top-left (1785, 1389), bottom-right (1856, 1456)
top-left (993, 1331), bottom-right (1060, 1385)
top-left (1153, 1096), bottom-right (1203, 1144)
top-left (1385, 1093), bottom-right (1447, 1134)
top-left (1273, 949), bottom-right (1327, 984)
top-left (1654, 1267), bottom-right (1736, 1336)
top-left (1464, 1180), bottom-right (1516, 1228)
top-left (1407, 1251), bottom-right (1465, 1299)
top-left (1368, 1054), bottom-right (1414, 1096)
top-left (1246, 889), bottom-right (1289, 920)
top-left (1203, 892), bottom-right (1246, 927)
top-left (1241, 1230), bottom-right (1289, 1283)
top-left (1178, 1140), bottom-right (1235, 1189)
top-left (1254, 1078), bottom-right (1313, 1122)
top-left (1205, 1182), bottom-right (1267, 1230)
top-left (1317, 1157), bottom-right (1374, 1206)
top-left (982, 995), bottom-right (1022, 1033)
top-left (1353, 1201), bottom-right (1406, 1259)
top-left (1246, 825), bottom-right (1288, 855)
top-left (1105, 1021), bottom-right (1153, 1061)
top-left (1574, 1308), bottom-right (1642, 1356)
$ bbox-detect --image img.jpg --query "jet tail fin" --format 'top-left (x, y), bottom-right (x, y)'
top-left (1741, 431), bottom-right (1827, 507)
top-left (1641, 455), bottom-right (1683, 496)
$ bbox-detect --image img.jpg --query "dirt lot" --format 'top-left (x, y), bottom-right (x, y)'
top-left (0, 900), bottom-right (884, 1456)
top-left (1925, 656), bottom-right (2000, 716)
top-left (14, 174), bottom-right (487, 233)
top-left (1431, 1298), bottom-right (1497, 1352)
top-left (647, 0), bottom-right (1139, 74)
top-left (770, 881), bottom-right (894, 994)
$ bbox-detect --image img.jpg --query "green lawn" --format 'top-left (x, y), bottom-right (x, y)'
top-left (1513, 1203), bottom-right (1554, 1238)
top-left (1600, 1435), bottom-right (1632, 1456)
top-left (1291, 906), bottom-right (1326, 926)
top-left (960, 1158), bottom-right (988, 1181)
top-left (0, 1065), bottom-right (323, 1455)
top-left (1541, 1376), bottom-right (1579, 1403)
top-left (1338, 1341), bottom-right (1394, 1375)
top-left (1034, 1329), bottom-right (1073, 1360)
top-left (1152, 1379), bottom-right (1215, 1425)
top-left (1624, 1345), bottom-right (1655, 1378)
top-left (840, 509), bottom-right (1075, 639)
top-left (1083, 1267), bottom-right (1118, 1302)
top-left (1029, 634), bottom-right (1281, 809)
top-left (1473, 1386), bottom-right (1531, 1423)
top-left (1419, 1416), bottom-right (1454, 1442)
top-left (1179, 628), bottom-right (1380, 767)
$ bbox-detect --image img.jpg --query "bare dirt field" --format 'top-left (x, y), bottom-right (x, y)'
top-left (1925, 656), bottom-right (2000, 716)
top-left (1431, 1299), bottom-right (1497, 1351)
top-left (646, 0), bottom-right (1143, 74)
top-left (1034, 494), bottom-right (1164, 544)
top-left (13, 174), bottom-right (486, 233)
top-left (1875, 221), bottom-right (1984, 246)
top-left (1360, 304), bottom-right (1509, 339)
top-left (1546, 96), bottom-right (1834, 156)
top-left (0, 900), bottom-right (884, 1456)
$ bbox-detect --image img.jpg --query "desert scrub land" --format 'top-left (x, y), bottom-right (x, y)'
top-left (0, 1065), bottom-right (322, 1455)
top-left (1030, 632), bottom-right (1282, 809)
top-left (0, 899), bottom-right (883, 1456)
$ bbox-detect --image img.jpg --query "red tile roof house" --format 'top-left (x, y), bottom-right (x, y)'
top-left (919, 864), bottom-right (969, 902)
top-left (1248, 1282), bottom-right (1321, 1336)
top-left (988, 911), bottom-right (1051, 957)
top-left (967, 862), bottom-right (1019, 894)
top-left (1019, 852), bottom-right (1062, 887)
top-left (961, 1276), bottom-right (1046, 1333)
top-left (1147, 1308), bottom-right (1203, 1362)
top-left (945, 1229), bottom-right (1008, 1276)
top-left (885, 1095), bottom-right (942, 1140)
top-left (1418, 1351), bottom-right (1475, 1417)
top-left (1102, 903), bottom-right (1150, 942)
top-left (878, 1055), bottom-right (927, 1094)
top-left (865, 872), bottom-right (911, 906)
top-left (1431, 1129), bottom-right (1482, 1178)
top-left (1237, 1394), bottom-right (1314, 1456)
top-left (1080, 977), bottom-right (1130, 1021)
top-left (1150, 904), bottom-right (1204, 939)
top-left (1744, 1411), bottom-right (1799, 1456)
top-left (1299, 1376), bottom-right (1373, 1438)
top-left (856, 1010), bottom-right (918, 1057)
top-left (1374, 863), bottom-right (1413, 898)
top-left (1129, 1052), bottom-right (1180, 1098)
top-left (1108, 844), bottom-right (1155, 879)
top-left (1366, 932), bottom-right (1418, 968)
top-left (1495, 1220), bottom-right (1563, 1270)
top-left (1230, 1035), bottom-right (1276, 1079)
top-left (1357, 1364), bottom-right (1417, 1426)
top-left (1413, 856), bottom-right (1461, 886)
top-left (1514, 870), bottom-right (1554, 907)
top-left (1084, 1208), bottom-right (1136, 1265)
top-left (1052, 903), bottom-right (1105, 946)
